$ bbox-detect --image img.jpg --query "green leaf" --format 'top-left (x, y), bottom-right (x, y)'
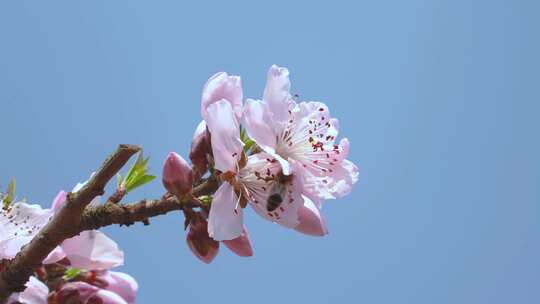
top-left (121, 152), bottom-right (156, 193)
top-left (199, 195), bottom-right (213, 205)
top-left (240, 128), bottom-right (256, 153)
top-left (63, 267), bottom-right (82, 281)
top-left (126, 175), bottom-right (156, 193)
top-left (243, 138), bottom-right (255, 152)
top-left (3, 178), bottom-right (16, 208)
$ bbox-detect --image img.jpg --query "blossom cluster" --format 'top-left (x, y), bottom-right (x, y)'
top-left (164, 65), bottom-right (359, 262)
top-left (0, 65), bottom-right (358, 302)
top-left (1, 183), bottom-right (137, 304)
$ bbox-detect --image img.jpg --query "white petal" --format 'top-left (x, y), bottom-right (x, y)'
top-left (16, 276), bottom-right (49, 304)
top-left (263, 65), bottom-right (294, 123)
top-left (208, 183), bottom-right (243, 241)
top-left (243, 99), bottom-right (277, 151)
top-left (0, 202), bottom-right (53, 260)
top-left (205, 99), bottom-right (243, 173)
top-left (60, 230), bottom-right (124, 270)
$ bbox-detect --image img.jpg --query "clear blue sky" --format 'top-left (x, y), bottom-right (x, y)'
top-left (1, 1), bottom-right (539, 303)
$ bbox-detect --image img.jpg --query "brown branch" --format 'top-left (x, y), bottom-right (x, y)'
top-left (80, 177), bottom-right (219, 230)
top-left (0, 144), bottom-right (140, 302)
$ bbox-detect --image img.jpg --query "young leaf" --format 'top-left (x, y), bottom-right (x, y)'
top-left (240, 128), bottom-right (255, 152)
top-left (63, 267), bottom-right (82, 281)
top-left (121, 152), bottom-right (156, 193)
top-left (199, 195), bottom-right (213, 206)
top-left (3, 178), bottom-right (16, 208)
top-left (126, 175), bottom-right (156, 193)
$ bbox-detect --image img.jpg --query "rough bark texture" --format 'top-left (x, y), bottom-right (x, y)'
top-left (80, 177), bottom-right (218, 230)
top-left (0, 144), bottom-right (141, 302)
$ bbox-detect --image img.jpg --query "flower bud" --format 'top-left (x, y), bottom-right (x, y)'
top-left (162, 152), bottom-right (193, 197)
top-left (189, 121), bottom-right (212, 177)
top-left (294, 201), bottom-right (328, 237)
top-left (55, 282), bottom-right (99, 303)
top-left (186, 215), bottom-right (219, 264)
top-left (222, 226), bottom-right (253, 257)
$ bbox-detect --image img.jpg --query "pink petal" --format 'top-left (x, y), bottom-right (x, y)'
top-left (325, 158), bottom-right (359, 198)
top-left (222, 226), bottom-right (253, 257)
top-left (99, 271), bottom-right (138, 304)
top-left (51, 190), bottom-right (68, 211)
top-left (201, 72), bottom-right (243, 121)
top-left (8, 276), bottom-right (48, 304)
top-left (294, 196), bottom-right (328, 236)
top-left (208, 183), bottom-right (243, 241)
top-left (42, 246), bottom-right (67, 264)
top-left (303, 158), bottom-right (359, 201)
top-left (0, 202), bottom-right (53, 260)
top-left (60, 230), bottom-right (124, 270)
top-left (263, 65), bottom-right (294, 123)
top-left (205, 99), bottom-right (243, 173)
top-left (243, 98), bottom-right (278, 151)
top-left (94, 289), bottom-right (129, 304)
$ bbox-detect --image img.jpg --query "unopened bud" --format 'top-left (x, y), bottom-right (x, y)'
top-left (189, 121), bottom-right (212, 177)
top-left (186, 215), bottom-right (219, 264)
top-left (55, 282), bottom-right (99, 303)
top-left (162, 152), bottom-right (193, 197)
top-left (222, 226), bottom-right (253, 257)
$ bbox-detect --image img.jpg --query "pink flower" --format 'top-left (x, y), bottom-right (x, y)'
top-left (7, 276), bottom-right (48, 304)
top-left (243, 65), bottom-right (359, 205)
top-left (162, 152), bottom-right (194, 197)
top-left (201, 76), bottom-right (305, 241)
top-left (42, 191), bottom-right (124, 270)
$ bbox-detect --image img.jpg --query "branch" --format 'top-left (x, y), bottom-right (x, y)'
top-left (80, 176), bottom-right (219, 230)
top-left (0, 144), bottom-right (140, 301)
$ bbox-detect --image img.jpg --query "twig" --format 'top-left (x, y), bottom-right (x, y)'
top-left (80, 177), bottom-right (219, 230)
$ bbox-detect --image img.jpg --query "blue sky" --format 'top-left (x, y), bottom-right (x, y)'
top-left (1, 1), bottom-right (539, 303)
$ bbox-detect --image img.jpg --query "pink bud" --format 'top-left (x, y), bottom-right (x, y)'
top-left (162, 152), bottom-right (193, 197)
top-left (294, 202), bottom-right (328, 237)
top-left (222, 226), bottom-right (253, 257)
top-left (186, 217), bottom-right (219, 264)
top-left (189, 120), bottom-right (212, 176)
top-left (55, 282), bottom-right (99, 303)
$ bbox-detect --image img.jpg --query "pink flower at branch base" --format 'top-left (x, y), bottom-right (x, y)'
top-left (162, 152), bottom-right (193, 197)
top-left (7, 276), bottom-right (48, 304)
top-left (43, 191), bottom-right (124, 270)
